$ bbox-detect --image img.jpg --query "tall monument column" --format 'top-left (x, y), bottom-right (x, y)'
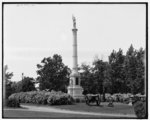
top-left (67, 16), bottom-right (84, 99)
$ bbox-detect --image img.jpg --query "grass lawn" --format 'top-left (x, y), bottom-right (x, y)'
top-left (52, 102), bottom-right (135, 115)
top-left (3, 102), bottom-right (136, 118)
top-left (4, 109), bottom-right (108, 118)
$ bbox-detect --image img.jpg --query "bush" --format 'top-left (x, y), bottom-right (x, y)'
top-left (6, 98), bottom-right (20, 108)
top-left (133, 101), bottom-right (146, 119)
top-left (75, 98), bottom-right (80, 103)
top-left (81, 99), bottom-right (85, 103)
top-left (34, 92), bottom-right (47, 104)
top-left (47, 92), bottom-right (74, 105)
top-left (9, 91), bottom-right (74, 105)
top-left (123, 98), bottom-right (130, 104)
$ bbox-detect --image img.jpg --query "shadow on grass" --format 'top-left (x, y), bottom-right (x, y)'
top-left (4, 105), bottom-right (29, 110)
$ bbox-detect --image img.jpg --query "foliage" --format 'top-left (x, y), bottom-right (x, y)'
top-left (11, 81), bottom-right (21, 93)
top-left (4, 65), bottom-right (14, 99)
top-left (36, 54), bottom-right (70, 92)
top-left (93, 60), bottom-right (107, 93)
top-left (8, 90), bottom-right (74, 105)
top-left (81, 60), bottom-right (110, 101)
top-left (107, 96), bottom-right (114, 107)
top-left (80, 45), bottom-right (145, 95)
top-left (22, 77), bottom-right (36, 92)
top-left (47, 92), bottom-right (73, 105)
top-left (4, 65), bottom-right (13, 84)
top-left (4, 45), bottom-right (145, 106)
top-left (93, 60), bottom-right (109, 101)
top-left (133, 101), bottom-right (146, 119)
top-left (101, 93), bottom-right (133, 103)
top-left (108, 49), bottom-right (125, 94)
top-left (74, 98), bottom-right (80, 103)
top-left (80, 64), bottom-right (96, 94)
top-left (11, 77), bottom-right (36, 93)
top-left (124, 45), bottom-right (145, 94)
top-left (6, 98), bottom-right (20, 108)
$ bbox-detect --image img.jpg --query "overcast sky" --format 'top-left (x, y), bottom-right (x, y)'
top-left (4, 4), bottom-right (146, 81)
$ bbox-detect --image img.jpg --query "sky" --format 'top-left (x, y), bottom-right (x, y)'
top-left (4, 4), bottom-right (146, 81)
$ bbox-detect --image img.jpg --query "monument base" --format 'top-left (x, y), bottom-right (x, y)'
top-left (67, 85), bottom-right (84, 100)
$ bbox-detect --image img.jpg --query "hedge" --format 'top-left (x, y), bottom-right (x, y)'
top-left (133, 101), bottom-right (146, 119)
top-left (8, 90), bottom-right (74, 105)
top-left (103, 93), bottom-right (132, 103)
top-left (5, 98), bottom-right (20, 108)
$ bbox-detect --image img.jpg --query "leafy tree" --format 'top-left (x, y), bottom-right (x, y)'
top-left (93, 59), bottom-right (106, 93)
top-left (11, 81), bottom-right (20, 93)
top-left (134, 48), bottom-right (145, 94)
top-left (124, 45), bottom-right (137, 94)
top-left (4, 65), bottom-right (13, 99)
top-left (108, 50), bottom-right (117, 94)
top-left (93, 59), bottom-right (108, 101)
top-left (108, 49), bottom-right (125, 93)
top-left (11, 77), bottom-right (36, 93)
top-left (21, 77), bottom-right (36, 92)
top-left (36, 54), bottom-right (70, 92)
top-left (4, 65), bottom-right (13, 84)
top-left (123, 44), bottom-right (145, 94)
top-left (81, 45), bottom-right (145, 95)
top-left (80, 63), bottom-right (97, 94)
top-left (103, 63), bottom-right (112, 94)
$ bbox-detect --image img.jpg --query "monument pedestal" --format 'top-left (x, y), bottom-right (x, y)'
top-left (68, 72), bottom-right (84, 100)
top-left (68, 85), bottom-right (84, 99)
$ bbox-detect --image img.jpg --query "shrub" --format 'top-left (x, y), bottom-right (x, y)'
top-left (123, 98), bottom-right (130, 104)
top-left (8, 91), bottom-right (74, 105)
top-left (133, 101), bottom-right (146, 119)
top-left (34, 92), bottom-right (47, 104)
top-left (47, 92), bottom-right (74, 105)
top-left (75, 98), bottom-right (80, 103)
top-left (81, 99), bottom-right (85, 103)
top-left (6, 98), bottom-right (20, 107)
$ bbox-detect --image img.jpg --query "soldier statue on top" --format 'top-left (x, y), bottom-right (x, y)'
top-left (72, 15), bottom-right (76, 28)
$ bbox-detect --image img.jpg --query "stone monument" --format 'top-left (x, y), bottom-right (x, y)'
top-left (67, 16), bottom-right (84, 99)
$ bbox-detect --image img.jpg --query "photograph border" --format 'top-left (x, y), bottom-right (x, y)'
top-left (2, 2), bottom-right (148, 119)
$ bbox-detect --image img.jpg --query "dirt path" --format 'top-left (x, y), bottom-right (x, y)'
top-left (12, 104), bottom-right (136, 118)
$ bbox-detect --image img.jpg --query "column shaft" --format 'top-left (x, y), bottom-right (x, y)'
top-left (72, 29), bottom-right (78, 72)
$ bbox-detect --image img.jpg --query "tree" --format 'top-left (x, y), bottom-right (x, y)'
top-left (80, 63), bottom-right (97, 94)
top-left (11, 77), bottom-right (36, 93)
top-left (4, 65), bottom-right (13, 84)
top-left (103, 63), bottom-right (112, 94)
top-left (22, 77), bottom-right (36, 92)
top-left (80, 45), bottom-right (145, 95)
top-left (108, 49), bottom-right (125, 94)
top-left (123, 44), bottom-right (144, 94)
top-left (36, 54), bottom-right (70, 92)
top-left (134, 48), bottom-right (145, 94)
top-left (4, 65), bottom-right (13, 99)
top-left (93, 59), bottom-right (108, 101)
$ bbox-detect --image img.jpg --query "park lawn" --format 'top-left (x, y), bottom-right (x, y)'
top-left (52, 102), bottom-right (135, 115)
top-left (21, 102), bottom-right (135, 115)
top-left (3, 102), bottom-right (136, 118)
top-left (3, 109), bottom-right (106, 118)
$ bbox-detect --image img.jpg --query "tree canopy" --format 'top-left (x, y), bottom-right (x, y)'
top-left (36, 54), bottom-right (70, 92)
top-left (4, 45), bottom-right (145, 98)
top-left (4, 65), bottom-right (13, 99)
top-left (80, 45), bottom-right (145, 95)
